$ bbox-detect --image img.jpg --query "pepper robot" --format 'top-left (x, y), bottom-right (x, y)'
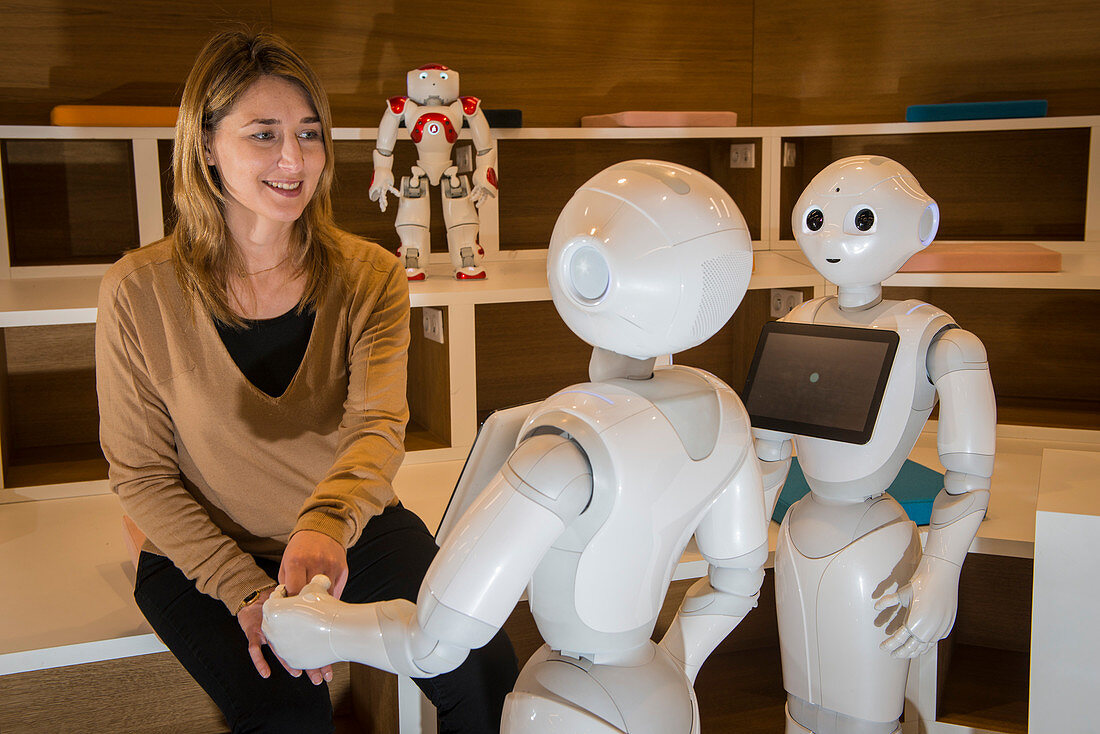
top-left (264, 160), bottom-right (771, 732)
top-left (747, 156), bottom-right (996, 734)
top-left (369, 64), bottom-right (497, 280)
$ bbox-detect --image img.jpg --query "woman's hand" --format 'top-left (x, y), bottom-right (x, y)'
top-left (279, 529), bottom-right (349, 599)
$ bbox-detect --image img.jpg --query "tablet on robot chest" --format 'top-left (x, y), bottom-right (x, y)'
top-left (743, 321), bottom-right (899, 445)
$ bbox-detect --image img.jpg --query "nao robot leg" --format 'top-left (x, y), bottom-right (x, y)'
top-left (502, 642), bottom-right (699, 733)
top-left (442, 166), bottom-right (485, 280)
top-left (776, 492), bottom-right (918, 734)
top-left (395, 169), bottom-right (430, 280)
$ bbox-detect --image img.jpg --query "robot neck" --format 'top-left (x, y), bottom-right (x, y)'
top-left (589, 347), bottom-right (656, 382)
top-left (837, 283), bottom-right (883, 311)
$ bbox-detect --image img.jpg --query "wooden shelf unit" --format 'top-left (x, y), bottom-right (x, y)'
top-left (1, 117), bottom-right (1098, 733)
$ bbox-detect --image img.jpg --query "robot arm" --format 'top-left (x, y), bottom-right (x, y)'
top-left (659, 451), bottom-right (770, 684)
top-left (263, 432), bottom-right (592, 676)
top-left (369, 98), bottom-right (405, 211)
top-left (753, 427), bottom-right (793, 518)
top-left (878, 327), bottom-right (995, 658)
top-left (461, 96), bottom-right (498, 206)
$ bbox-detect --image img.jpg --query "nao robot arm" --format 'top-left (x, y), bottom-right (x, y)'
top-left (460, 96), bottom-right (498, 206)
top-left (369, 97), bottom-right (407, 212)
top-left (877, 326), bottom-right (996, 657)
top-left (262, 432), bottom-right (592, 676)
top-left (660, 452), bottom-right (770, 684)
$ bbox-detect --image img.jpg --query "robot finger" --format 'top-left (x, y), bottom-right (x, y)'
top-left (880, 627), bottom-right (911, 654)
top-left (894, 635), bottom-right (926, 659)
top-left (874, 589), bottom-right (906, 612)
top-left (388, 185), bottom-right (402, 198)
top-left (270, 584), bottom-right (288, 600)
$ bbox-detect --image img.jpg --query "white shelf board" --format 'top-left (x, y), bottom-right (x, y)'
top-left (0, 276), bottom-right (100, 327)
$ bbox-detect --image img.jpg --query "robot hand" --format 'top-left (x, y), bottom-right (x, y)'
top-left (470, 167), bottom-right (498, 207)
top-left (369, 170), bottom-right (399, 213)
top-left (262, 574), bottom-right (345, 670)
top-left (875, 555), bottom-right (962, 658)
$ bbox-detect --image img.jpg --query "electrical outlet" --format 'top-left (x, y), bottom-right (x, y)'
top-left (729, 142), bottom-right (755, 168)
top-left (770, 288), bottom-right (803, 317)
top-left (782, 141), bottom-right (798, 167)
top-left (422, 307), bottom-right (444, 344)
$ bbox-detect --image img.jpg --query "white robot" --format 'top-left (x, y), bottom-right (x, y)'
top-left (370, 64), bottom-right (497, 280)
top-left (745, 156), bottom-right (996, 733)
top-left (264, 160), bottom-right (771, 732)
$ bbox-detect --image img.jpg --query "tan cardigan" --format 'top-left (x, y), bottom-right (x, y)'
top-left (96, 233), bottom-right (409, 613)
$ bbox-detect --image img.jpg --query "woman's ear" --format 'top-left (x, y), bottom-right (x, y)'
top-left (202, 134), bottom-right (216, 166)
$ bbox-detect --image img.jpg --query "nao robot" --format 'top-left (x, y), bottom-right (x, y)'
top-left (746, 156), bottom-right (996, 733)
top-left (370, 64), bottom-right (497, 280)
top-left (264, 160), bottom-right (771, 732)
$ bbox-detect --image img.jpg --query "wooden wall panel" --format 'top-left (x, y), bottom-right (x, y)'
top-left (0, 1), bottom-right (272, 125)
top-left (779, 129), bottom-right (1091, 241)
top-left (1, 2), bottom-right (1096, 127)
top-left (271, 0), bottom-right (755, 128)
top-left (752, 0), bottom-right (1100, 125)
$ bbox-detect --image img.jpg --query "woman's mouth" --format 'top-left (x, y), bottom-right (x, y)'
top-left (264, 180), bottom-right (302, 193)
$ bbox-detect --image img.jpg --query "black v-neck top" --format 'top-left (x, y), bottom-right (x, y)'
top-left (214, 307), bottom-right (316, 398)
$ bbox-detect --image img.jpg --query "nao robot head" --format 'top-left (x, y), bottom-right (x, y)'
top-left (548, 160), bottom-right (753, 360)
top-left (793, 155), bottom-right (939, 288)
top-left (407, 64), bottom-right (460, 106)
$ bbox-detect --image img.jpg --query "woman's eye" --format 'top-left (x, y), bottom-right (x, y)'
top-left (298, 129), bottom-right (321, 140)
top-left (252, 131), bottom-right (275, 141)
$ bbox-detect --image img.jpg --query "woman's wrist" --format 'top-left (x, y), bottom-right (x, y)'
top-left (234, 583), bottom-right (278, 616)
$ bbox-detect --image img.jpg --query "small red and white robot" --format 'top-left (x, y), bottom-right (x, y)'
top-left (369, 64), bottom-right (497, 280)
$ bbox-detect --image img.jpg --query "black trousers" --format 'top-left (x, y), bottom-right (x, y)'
top-left (134, 503), bottom-right (519, 733)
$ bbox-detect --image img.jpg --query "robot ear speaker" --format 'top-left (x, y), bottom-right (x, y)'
top-left (918, 203), bottom-right (940, 248)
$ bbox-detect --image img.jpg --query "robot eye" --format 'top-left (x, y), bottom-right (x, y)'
top-left (854, 208), bottom-right (875, 231)
top-left (805, 208), bottom-right (824, 232)
top-left (440, 72), bottom-right (449, 80)
top-left (418, 72), bottom-right (428, 79)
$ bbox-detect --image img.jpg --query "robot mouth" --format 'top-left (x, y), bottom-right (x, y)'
top-left (826, 258), bottom-right (841, 263)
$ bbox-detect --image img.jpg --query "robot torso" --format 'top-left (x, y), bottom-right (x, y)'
top-left (518, 365), bottom-right (753, 660)
top-left (784, 296), bottom-right (956, 501)
top-left (401, 99), bottom-right (464, 185)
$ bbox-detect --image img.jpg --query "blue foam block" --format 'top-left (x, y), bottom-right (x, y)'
top-left (772, 457), bottom-right (944, 526)
top-left (905, 100), bottom-right (1047, 123)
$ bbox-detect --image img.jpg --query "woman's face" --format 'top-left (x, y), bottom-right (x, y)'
top-left (205, 75), bottom-right (325, 237)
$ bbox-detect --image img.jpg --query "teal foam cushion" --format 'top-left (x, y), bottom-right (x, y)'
top-left (773, 457), bottom-right (944, 526)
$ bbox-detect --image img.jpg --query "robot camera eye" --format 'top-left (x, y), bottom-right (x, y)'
top-left (419, 72), bottom-right (428, 79)
top-left (805, 209), bottom-right (824, 232)
top-left (567, 245), bottom-right (610, 303)
top-left (854, 208), bottom-right (875, 232)
top-left (440, 72), bottom-right (449, 79)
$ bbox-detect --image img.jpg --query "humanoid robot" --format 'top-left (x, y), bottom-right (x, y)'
top-left (370, 64), bottom-right (497, 280)
top-left (263, 160), bottom-right (771, 732)
top-left (746, 156), bottom-right (996, 734)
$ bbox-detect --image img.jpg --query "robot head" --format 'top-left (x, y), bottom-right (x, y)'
top-left (792, 156), bottom-right (939, 287)
top-left (406, 64), bottom-right (459, 106)
top-left (548, 160), bottom-right (753, 360)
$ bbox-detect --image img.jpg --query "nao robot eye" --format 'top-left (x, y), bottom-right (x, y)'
top-left (806, 208), bottom-right (824, 232)
top-left (854, 208), bottom-right (875, 231)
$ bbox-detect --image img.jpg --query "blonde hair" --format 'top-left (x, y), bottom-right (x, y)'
top-left (172, 30), bottom-right (343, 326)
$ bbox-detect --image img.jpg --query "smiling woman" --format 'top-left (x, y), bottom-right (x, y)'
top-left (94, 30), bottom-right (517, 734)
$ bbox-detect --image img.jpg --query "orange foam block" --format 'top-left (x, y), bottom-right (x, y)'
top-left (899, 242), bottom-right (1061, 272)
top-left (50, 105), bottom-right (179, 127)
top-left (580, 111), bottom-right (738, 127)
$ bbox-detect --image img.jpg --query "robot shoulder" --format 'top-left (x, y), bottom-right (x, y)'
top-left (461, 96), bottom-right (481, 115)
top-left (782, 296), bottom-right (828, 324)
top-left (387, 96), bottom-right (408, 114)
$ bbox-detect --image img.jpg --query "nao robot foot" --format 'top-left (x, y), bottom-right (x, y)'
top-left (370, 65), bottom-right (496, 281)
top-left (746, 156), bottom-right (996, 733)
top-left (266, 160), bottom-right (771, 732)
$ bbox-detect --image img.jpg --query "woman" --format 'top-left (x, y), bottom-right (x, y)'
top-left (95, 30), bottom-right (517, 733)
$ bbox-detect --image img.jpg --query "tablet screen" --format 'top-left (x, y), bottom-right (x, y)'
top-left (743, 321), bottom-right (899, 444)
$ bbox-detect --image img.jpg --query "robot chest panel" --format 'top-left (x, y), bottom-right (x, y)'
top-left (407, 106), bottom-right (461, 149)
